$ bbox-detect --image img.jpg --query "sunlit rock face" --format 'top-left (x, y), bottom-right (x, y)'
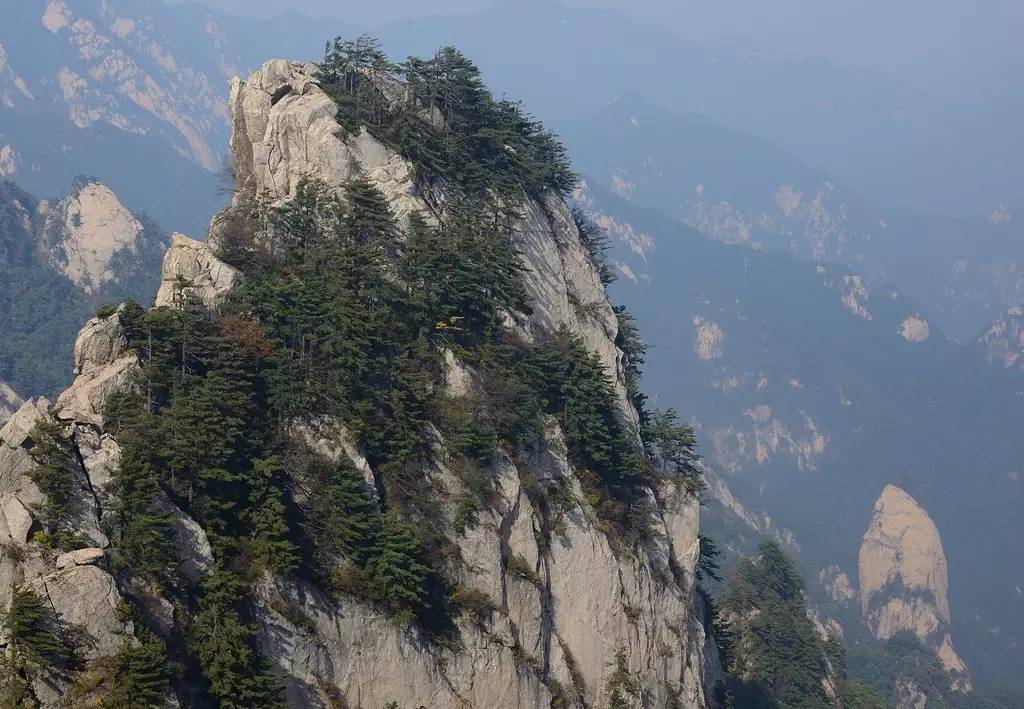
top-left (38, 181), bottom-right (144, 294)
top-left (858, 485), bottom-right (969, 685)
top-left (0, 55), bottom-right (718, 707)
top-left (226, 58), bottom-right (712, 708)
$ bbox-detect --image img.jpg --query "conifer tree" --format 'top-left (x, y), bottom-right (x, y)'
top-left (307, 463), bottom-right (379, 565)
top-left (112, 447), bottom-right (177, 589)
top-left (190, 567), bottom-right (284, 708)
top-left (722, 541), bottom-right (831, 708)
top-left (27, 419), bottom-right (76, 540)
top-left (644, 408), bottom-right (702, 491)
top-left (4, 588), bottom-right (72, 669)
top-left (370, 517), bottom-right (431, 620)
top-left (246, 458), bottom-right (299, 574)
top-left (100, 631), bottom-right (172, 708)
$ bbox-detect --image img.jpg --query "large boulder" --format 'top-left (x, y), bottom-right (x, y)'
top-left (28, 563), bottom-right (130, 659)
top-left (155, 233), bottom-right (242, 310)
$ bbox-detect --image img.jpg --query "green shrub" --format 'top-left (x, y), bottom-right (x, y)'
top-left (448, 586), bottom-right (497, 624)
top-left (95, 304), bottom-right (118, 319)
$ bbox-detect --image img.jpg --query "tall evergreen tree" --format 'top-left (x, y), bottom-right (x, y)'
top-left (4, 588), bottom-right (72, 669)
top-left (99, 631), bottom-right (172, 708)
top-left (27, 419), bottom-right (77, 542)
top-left (369, 517), bottom-right (431, 621)
top-left (190, 567), bottom-right (284, 708)
top-left (722, 541), bottom-right (831, 709)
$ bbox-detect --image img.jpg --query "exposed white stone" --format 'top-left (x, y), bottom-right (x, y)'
top-left (899, 315), bottom-right (930, 343)
top-left (0, 382), bottom-right (20, 424)
top-left (55, 546), bottom-right (105, 569)
top-left (28, 564), bottom-right (130, 659)
top-left (290, 416), bottom-right (378, 497)
top-left (55, 354), bottom-right (138, 426)
top-left (72, 306), bottom-right (130, 376)
top-left (155, 233), bottom-right (242, 309)
top-left (859, 485), bottom-right (969, 683)
top-left (40, 181), bottom-right (144, 294)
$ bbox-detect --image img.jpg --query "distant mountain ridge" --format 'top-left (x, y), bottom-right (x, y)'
top-left (568, 96), bottom-right (1024, 342)
top-left (0, 0), bottom-right (345, 234)
top-left (0, 178), bottom-right (165, 397)
top-left (579, 179), bottom-right (1024, 695)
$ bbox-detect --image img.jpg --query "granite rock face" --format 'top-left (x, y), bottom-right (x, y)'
top-left (0, 382), bottom-right (21, 424)
top-left (228, 59), bottom-right (711, 708)
top-left (859, 485), bottom-right (969, 685)
top-left (154, 232), bottom-right (242, 309)
top-left (0, 56), bottom-right (715, 708)
top-left (0, 308), bottom-right (204, 705)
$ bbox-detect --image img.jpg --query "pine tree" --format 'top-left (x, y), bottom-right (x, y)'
top-left (721, 541), bottom-right (831, 709)
top-left (305, 462), bottom-right (380, 566)
top-left (246, 458), bottom-right (299, 574)
top-left (190, 567), bottom-right (284, 708)
top-left (697, 535), bottom-right (724, 583)
top-left (4, 588), bottom-right (71, 669)
top-left (112, 447), bottom-right (177, 589)
top-left (644, 408), bottom-right (702, 492)
top-left (27, 419), bottom-right (76, 539)
top-left (369, 517), bottom-right (431, 620)
top-left (100, 631), bottom-right (172, 708)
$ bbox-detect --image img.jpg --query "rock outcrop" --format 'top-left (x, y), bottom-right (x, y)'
top-left (858, 485), bottom-right (969, 684)
top-left (0, 381), bottom-right (20, 423)
top-left (154, 233), bottom-right (241, 309)
top-left (224, 58), bottom-right (709, 708)
top-left (38, 180), bottom-right (146, 294)
top-left (0, 179), bottom-right (166, 399)
top-left (0, 311), bottom-right (205, 703)
top-left (0, 56), bottom-right (716, 708)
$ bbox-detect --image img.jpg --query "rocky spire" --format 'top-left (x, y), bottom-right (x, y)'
top-left (858, 484), bottom-right (969, 687)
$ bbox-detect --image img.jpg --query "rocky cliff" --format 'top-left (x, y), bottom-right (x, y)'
top-left (232, 57), bottom-right (710, 709)
top-left (858, 485), bottom-right (968, 687)
top-left (0, 57), bottom-right (716, 707)
top-left (0, 178), bottom-right (165, 398)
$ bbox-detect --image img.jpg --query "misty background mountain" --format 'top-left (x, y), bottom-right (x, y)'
top-left (2, 0), bottom-right (1023, 703)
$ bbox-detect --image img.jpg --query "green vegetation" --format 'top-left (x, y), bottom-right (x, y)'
top-left (0, 181), bottom-right (165, 398)
top-left (63, 34), bottom-right (719, 700)
top-left (320, 35), bottom-right (575, 202)
top-left (27, 419), bottom-right (82, 550)
top-left (4, 588), bottom-right (74, 670)
top-left (0, 587), bottom-right (77, 705)
top-left (720, 541), bottom-right (832, 708)
top-left (844, 632), bottom-right (1024, 708)
top-left (69, 629), bottom-right (173, 708)
top-left (190, 567), bottom-right (284, 707)
top-left (604, 647), bottom-right (639, 708)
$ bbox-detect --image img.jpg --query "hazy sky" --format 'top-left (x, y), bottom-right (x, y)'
top-left (190, 0), bottom-right (1024, 98)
